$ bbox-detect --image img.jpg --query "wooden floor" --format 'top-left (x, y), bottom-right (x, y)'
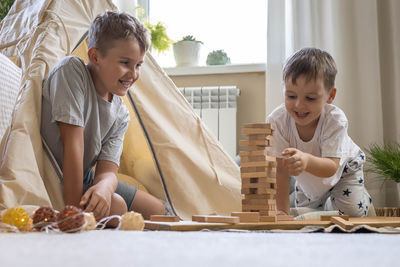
top-left (144, 217), bottom-right (400, 231)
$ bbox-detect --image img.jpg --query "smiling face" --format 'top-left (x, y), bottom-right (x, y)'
top-left (284, 75), bottom-right (336, 132)
top-left (88, 38), bottom-right (145, 101)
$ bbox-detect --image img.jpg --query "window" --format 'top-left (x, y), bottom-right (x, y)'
top-left (148, 0), bottom-right (267, 67)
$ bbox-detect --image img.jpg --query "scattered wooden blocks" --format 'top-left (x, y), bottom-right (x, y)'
top-left (150, 215), bottom-right (180, 222)
top-left (192, 215), bottom-right (240, 224)
top-left (330, 216), bottom-right (354, 230)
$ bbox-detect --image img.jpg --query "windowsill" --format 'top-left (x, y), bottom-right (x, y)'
top-left (163, 63), bottom-right (266, 76)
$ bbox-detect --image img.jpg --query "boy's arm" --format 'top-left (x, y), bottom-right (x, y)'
top-left (80, 160), bottom-right (118, 219)
top-left (282, 148), bottom-right (340, 178)
top-left (276, 158), bottom-right (290, 215)
top-left (58, 122), bottom-right (84, 207)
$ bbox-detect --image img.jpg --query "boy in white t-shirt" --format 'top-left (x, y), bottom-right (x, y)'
top-left (266, 48), bottom-right (372, 217)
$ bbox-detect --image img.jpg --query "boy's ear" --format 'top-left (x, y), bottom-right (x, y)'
top-left (327, 88), bottom-right (337, 104)
top-left (87, 47), bottom-right (100, 66)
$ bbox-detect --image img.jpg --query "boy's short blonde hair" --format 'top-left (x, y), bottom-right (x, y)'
top-left (88, 11), bottom-right (150, 55)
top-left (283, 48), bottom-right (337, 91)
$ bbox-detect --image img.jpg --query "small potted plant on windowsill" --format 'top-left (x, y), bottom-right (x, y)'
top-left (365, 142), bottom-right (400, 194)
top-left (206, 49), bottom-right (231, 65)
top-left (173, 35), bottom-right (203, 67)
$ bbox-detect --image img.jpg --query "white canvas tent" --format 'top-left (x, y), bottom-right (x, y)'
top-left (0, 0), bottom-right (241, 220)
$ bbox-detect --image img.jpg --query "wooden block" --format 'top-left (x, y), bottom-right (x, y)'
top-left (260, 210), bottom-right (277, 216)
top-left (247, 146), bottom-right (267, 152)
top-left (242, 204), bottom-right (276, 211)
top-left (241, 161), bottom-right (270, 168)
top-left (241, 167), bottom-right (273, 174)
top-left (242, 182), bottom-right (276, 190)
top-left (242, 128), bottom-right (273, 136)
top-left (240, 166), bottom-right (257, 173)
top-left (243, 193), bottom-right (275, 199)
top-left (150, 215), bottom-right (180, 222)
top-left (277, 214), bottom-right (294, 221)
top-left (243, 123), bottom-right (274, 129)
top-left (231, 212), bottom-right (260, 223)
top-left (192, 215), bottom-right (240, 224)
top-left (241, 171), bottom-right (268, 178)
top-left (248, 134), bottom-right (269, 141)
top-left (320, 215), bottom-right (350, 221)
top-left (242, 177), bottom-right (277, 184)
top-left (259, 215), bottom-right (277, 222)
top-left (192, 215), bottom-right (207, 222)
top-left (241, 187), bottom-right (276, 195)
top-left (266, 167), bottom-right (277, 177)
top-left (330, 216), bottom-right (354, 230)
top-left (241, 155), bottom-right (276, 164)
top-left (266, 135), bottom-right (274, 146)
top-left (239, 140), bottom-right (270, 147)
top-left (242, 198), bottom-right (276, 205)
top-left (239, 150), bottom-right (268, 157)
top-left (241, 155), bottom-right (271, 163)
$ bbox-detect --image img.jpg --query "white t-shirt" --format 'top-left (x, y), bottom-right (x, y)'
top-left (266, 103), bottom-right (361, 200)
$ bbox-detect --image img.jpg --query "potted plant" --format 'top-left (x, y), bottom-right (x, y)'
top-left (173, 35), bottom-right (203, 67)
top-left (365, 142), bottom-right (400, 192)
top-left (133, 6), bottom-right (172, 54)
top-left (145, 21), bottom-right (172, 54)
top-left (206, 49), bottom-right (231, 65)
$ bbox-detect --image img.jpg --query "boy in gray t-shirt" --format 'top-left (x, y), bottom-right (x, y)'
top-left (41, 11), bottom-right (165, 223)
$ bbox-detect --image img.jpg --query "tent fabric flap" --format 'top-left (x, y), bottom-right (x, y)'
top-left (0, 0), bottom-right (117, 211)
top-left (0, 0), bottom-right (241, 220)
top-left (131, 54), bottom-right (241, 220)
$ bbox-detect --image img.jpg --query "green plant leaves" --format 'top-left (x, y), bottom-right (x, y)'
top-left (0, 0), bottom-right (15, 21)
top-left (145, 22), bottom-right (172, 54)
top-left (365, 142), bottom-right (400, 183)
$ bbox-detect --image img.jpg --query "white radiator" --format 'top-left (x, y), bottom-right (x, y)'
top-left (179, 86), bottom-right (240, 159)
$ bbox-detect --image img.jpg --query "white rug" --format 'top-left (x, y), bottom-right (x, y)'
top-left (0, 230), bottom-right (398, 267)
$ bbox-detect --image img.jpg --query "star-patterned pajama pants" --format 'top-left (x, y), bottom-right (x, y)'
top-left (294, 150), bottom-right (372, 217)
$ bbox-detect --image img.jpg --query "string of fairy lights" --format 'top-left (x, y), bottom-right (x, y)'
top-left (0, 205), bottom-right (145, 233)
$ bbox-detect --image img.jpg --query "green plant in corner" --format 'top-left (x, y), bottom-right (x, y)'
top-left (0, 0), bottom-right (15, 21)
top-left (365, 142), bottom-right (400, 183)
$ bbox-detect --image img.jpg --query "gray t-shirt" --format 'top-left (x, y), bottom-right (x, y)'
top-left (41, 56), bottom-right (129, 178)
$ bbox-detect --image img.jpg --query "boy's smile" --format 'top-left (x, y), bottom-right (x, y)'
top-left (88, 39), bottom-right (145, 102)
top-left (284, 75), bottom-right (336, 139)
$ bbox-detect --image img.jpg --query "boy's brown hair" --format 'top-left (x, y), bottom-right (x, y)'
top-left (88, 11), bottom-right (150, 55)
top-left (283, 48), bottom-right (337, 91)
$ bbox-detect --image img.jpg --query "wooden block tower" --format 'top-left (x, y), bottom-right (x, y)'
top-left (239, 123), bottom-right (277, 222)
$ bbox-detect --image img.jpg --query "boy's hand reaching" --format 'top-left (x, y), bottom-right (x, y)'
top-left (80, 183), bottom-right (113, 220)
top-left (281, 148), bottom-right (309, 176)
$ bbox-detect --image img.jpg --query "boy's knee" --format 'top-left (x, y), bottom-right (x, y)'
top-left (111, 193), bottom-right (128, 216)
top-left (130, 190), bottom-right (165, 219)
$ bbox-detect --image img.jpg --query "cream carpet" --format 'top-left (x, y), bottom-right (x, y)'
top-left (0, 230), bottom-right (398, 267)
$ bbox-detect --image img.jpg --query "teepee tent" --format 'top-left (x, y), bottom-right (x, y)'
top-left (0, 0), bottom-right (241, 220)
